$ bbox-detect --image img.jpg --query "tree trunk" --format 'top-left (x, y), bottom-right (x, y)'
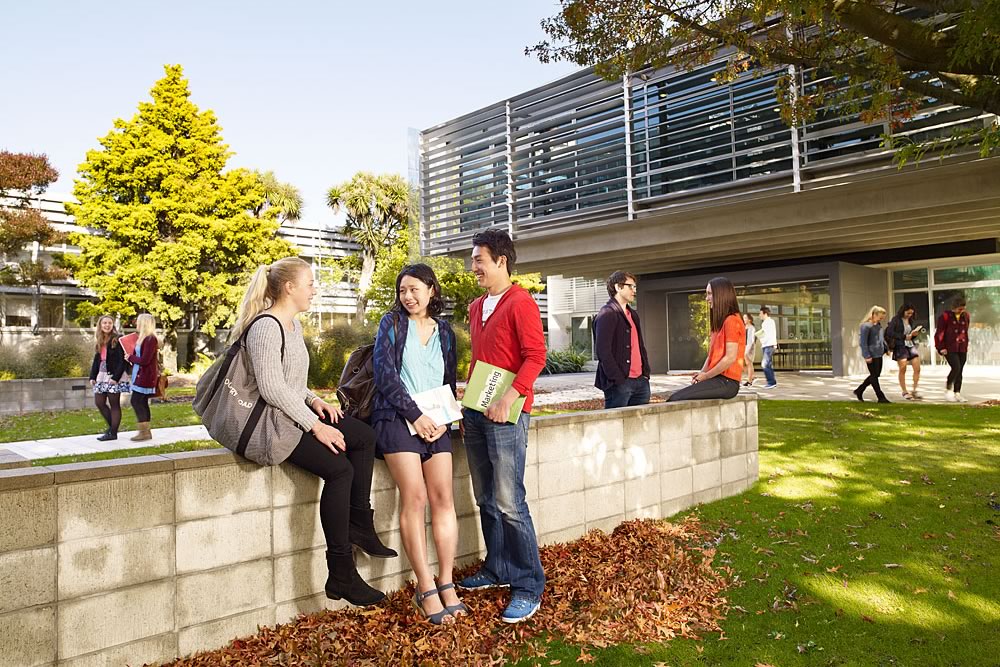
top-left (355, 250), bottom-right (376, 322)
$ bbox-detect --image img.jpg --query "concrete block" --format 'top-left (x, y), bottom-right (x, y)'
top-left (176, 559), bottom-right (272, 628)
top-left (661, 467), bottom-right (693, 502)
top-left (722, 479), bottom-right (750, 498)
top-left (537, 459), bottom-right (584, 497)
top-left (523, 463), bottom-right (539, 502)
top-left (626, 503), bottom-right (661, 520)
top-left (659, 437), bottom-right (692, 473)
top-left (58, 527), bottom-right (173, 599)
top-left (581, 418), bottom-right (625, 453)
top-left (693, 487), bottom-right (723, 505)
top-left (588, 513), bottom-right (624, 534)
top-left (658, 409), bottom-right (691, 442)
top-left (272, 464), bottom-right (321, 506)
top-left (357, 529), bottom-right (409, 581)
top-left (625, 475), bottom-right (660, 517)
top-left (58, 581), bottom-right (173, 659)
top-left (721, 455), bottom-right (747, 484)
top-left (0, 487), bottom-right (55, 551)
top-left (58, 474), bottom-right (173, 541)
top-left (720, 401), bottom-right (746, 431)
top-left (623, 411), bottom-right (659, 447)
top-left (178, 607), bottom-right (275, 658)
top-left (746, 399), bottom-right (758, 426)
top-left (453, 515), bottom-right (486, 559)
top-left (623, 442), bottom-right (658, 481)
top-left (0, 605), bottom-right (56, 666)
top-left (747, 426), bottom-right (759, 452)
top-left (368, 571), bottom-right (409, 598)
top-left (720, 429), bottom-right (747, 457)
top-left (691, 432), bottom-right (721, 464)
top-left (0, 547), bottom-right (55, 614)
top-left (371, 459), bottom-right (396, 491)
top-left (538, 525), bottom-right (586, 546)
top-left (50, 457), bottom-right (174, 485)
top-left (176, 511), bottom-right (271, 573)
top-left (584, 483), bottom-right (625, 522)
top-left (276, 594), bottom-right (343, 626)
top-left (536, 421), bottom-right (583, 463)
top-left (175, 463), bottom-right (270, 521)
top-left (535, 491), bottom-right (585, 535)
top-left (692, 461), bottom-right (722, 493)
top-left (581, 448), bottom-right (625, 490)
top-left (453, 476), bottom-right (478, 517)
top-left (371, 487), bottom-right (401, 535)
top-left (272, 503), bottom-right (325, 555)
top-left (58, 634), bottom-right (177, 667)
top-left (661, 492), bottom-right (694, 518)
top-left (747, 451), bottom-right (760, 481)
top-left (689, 405), bottom-right (721, 436)
top-left (273, 548), bottom-right (326, 603)
top-left (451, 440), bottom-right (473, 477)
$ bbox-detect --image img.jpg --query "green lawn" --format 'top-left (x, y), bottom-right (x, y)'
top-left (525, 401), bottom-right (1000, 667)
top-left (31, 439), bottom-right (221, 467)
top-left (0, 401), bottom-right (202, 443)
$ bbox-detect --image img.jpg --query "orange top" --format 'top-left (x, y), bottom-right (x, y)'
top-left (707, 314), bottom-right (746, 382)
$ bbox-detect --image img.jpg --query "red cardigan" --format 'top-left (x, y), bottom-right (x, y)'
top-left (468, 284), bottom-right (547, 414)
top-left (128, 336), bottom-right (160, 388)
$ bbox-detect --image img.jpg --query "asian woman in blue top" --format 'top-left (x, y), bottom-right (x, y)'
top-left (371, 264), bottom-right (466, 625)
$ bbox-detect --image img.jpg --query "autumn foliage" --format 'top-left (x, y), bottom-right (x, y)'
top-left (161, 517), bottom-right (731, 666)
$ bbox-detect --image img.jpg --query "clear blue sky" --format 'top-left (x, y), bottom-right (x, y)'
top-left (1, 0), bottom-right (576, 227)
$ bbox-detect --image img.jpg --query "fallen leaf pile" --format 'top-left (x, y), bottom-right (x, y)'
top-left (160, 517), bottom-right (731, 666)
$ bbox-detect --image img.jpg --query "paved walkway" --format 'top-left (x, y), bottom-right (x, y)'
top-left (3, 366), bottom-right (996, 462)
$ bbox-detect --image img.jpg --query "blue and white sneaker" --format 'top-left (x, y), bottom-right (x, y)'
top-left (502, 595), bottom-right (540, 624)
top-left (458, 570), bottom-right (508, 591)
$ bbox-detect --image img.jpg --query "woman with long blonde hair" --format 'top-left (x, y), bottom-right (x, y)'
top-left (128, 313), bottom-right (160, 440)
top-left (88, 315), bottom-right (131, 441)
top-left (854, 305), bottom-right (890, 403)
top-left (230, 256), bottom-right (395, 607)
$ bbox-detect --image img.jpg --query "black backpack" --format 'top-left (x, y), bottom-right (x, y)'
top-left (336, 316), bottom-right (396, 422)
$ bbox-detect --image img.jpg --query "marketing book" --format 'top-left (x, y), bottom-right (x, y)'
top-left (405, 385), bottom-right (464, 436)
top-left (460, 361), bottom-right (526, 424)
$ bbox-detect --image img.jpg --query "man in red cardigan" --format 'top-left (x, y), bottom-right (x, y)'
top-left (458, 228), bottom-right (547, 624)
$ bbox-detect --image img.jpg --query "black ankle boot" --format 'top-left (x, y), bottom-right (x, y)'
top-left (349, 508), bottom-right (397, 558)
top-left (325, 550), bottom-right (385, 607)
top-left (97, 430), bottom-right (117, 441)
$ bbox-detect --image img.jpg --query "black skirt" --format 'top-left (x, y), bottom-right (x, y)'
top-left (373, 414), bottom-right (453, 462)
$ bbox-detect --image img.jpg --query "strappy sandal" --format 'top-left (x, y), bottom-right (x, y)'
top-left (902, 392), bottom-right (913, 400)
top-left (437, 582), bottom-right (470, 617)
top-left (412, 588), bottom-right (453, 625)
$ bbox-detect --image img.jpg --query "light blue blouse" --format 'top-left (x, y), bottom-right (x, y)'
top-left (400, 319), bottom-right (444, 396)
top-left (130, 340), bottom-right (156, 394)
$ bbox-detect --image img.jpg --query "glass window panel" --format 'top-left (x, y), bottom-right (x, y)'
top-left (65, 298), bottom-right (94, 328)
top-left (38, 297), bottom-right (64, 329)
top-left (2, 295), bottom-right (33, 327)
top-left (570, 316), bottom-right (594, 359)
top-left (893, 269), bottom-right (928, 290)
top-left (933, 264), bottom-right (1000, 284)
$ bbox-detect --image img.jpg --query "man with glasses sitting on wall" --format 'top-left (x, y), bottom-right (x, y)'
top-left (594, 271), bottom-right (652, 409)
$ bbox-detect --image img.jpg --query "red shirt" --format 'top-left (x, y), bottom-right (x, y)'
top-left (622, 306), bottom-right (643, 379)
top-left (468, 284), bottom-right (547, 414)
top-left (707, 314), bottom-right (746, 382)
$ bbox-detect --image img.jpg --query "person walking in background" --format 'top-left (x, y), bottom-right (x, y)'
top-left (89, 315), bottom-right (130, 441)
top-left (757, 306), bottom-right (778, 389)
top-left (127, 313), bottom-right (160, 441)
top-left (854, 306), bottom-right (890, 403)
top-left (459, 229), bottom-right (547, 624)
top-left (742, 312), bottom-right (756, 387)
top-left (935, 296), bottom-right (970, 402)
top-left (667, 277), bottom-right (745, 402)
top-left (885, 303), bottom-right (924, 400)
top-left (233, 256), bottom-right (394, 607)
top-left (593, 270), bottom-right (651, 409)
top-left (372, 264), bottom-right (466, 625)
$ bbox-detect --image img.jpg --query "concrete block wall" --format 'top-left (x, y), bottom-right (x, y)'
top-left (0, 395), bottom-right (758, 666)
top-left (0, 378), bottom-right (91, 416)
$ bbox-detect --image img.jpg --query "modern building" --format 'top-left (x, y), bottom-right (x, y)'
top-left (418, 57), bottom-right (1000, 376)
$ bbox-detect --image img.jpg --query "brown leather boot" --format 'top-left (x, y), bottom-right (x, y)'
top-left (131, 422), bottom-right (152, 441)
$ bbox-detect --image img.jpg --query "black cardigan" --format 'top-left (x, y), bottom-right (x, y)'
top-left (593, 299), bottom-right (651, 390)
top-left (89, 339), bottom-right (130, 381)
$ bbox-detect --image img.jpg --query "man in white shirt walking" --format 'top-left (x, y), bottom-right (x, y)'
top-left (758, 306), bottom-right (778, 389)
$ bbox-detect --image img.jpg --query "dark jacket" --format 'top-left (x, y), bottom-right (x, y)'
top-left (859, 321), bottom-right (885, 360)
top-left (593, 298), bottom-right (651, 390)
top-left (89, 339), bottom-right (130, 381)
top-left (128, 336), bottom-right (160, 389)
top-left (884, 316), bottom-right (908, 356)
top-left (371, 311), bottom-right (458, 426)
top-left (934, 310), bottom-right (970, 354)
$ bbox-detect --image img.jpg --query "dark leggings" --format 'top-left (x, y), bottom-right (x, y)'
top-left (131, 392), bottom-right (151, 422)
top-left (285, 414), bottom-right (376, 556)
top-left (946, 352), bottom-right (967, 393)
top-left (856, 357), bottom-right (887, 401)
top-left (95, 393), bottom-right (122, 433)
top-left (667, 375), bottom-right (740, 402)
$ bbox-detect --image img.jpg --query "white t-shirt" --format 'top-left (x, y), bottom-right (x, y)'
top-left (482, 288), bottom-right (510, 323)
top-left (759, 317), bottom-right (777, 348)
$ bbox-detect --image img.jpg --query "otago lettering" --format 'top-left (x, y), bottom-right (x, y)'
top-left (223, 378), bottom-right (254, 409)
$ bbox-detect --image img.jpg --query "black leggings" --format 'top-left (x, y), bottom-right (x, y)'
top-left (667, 375), bottom-right (740, 402)
top-left (856, 357), bottom-right (887, 401)
top-left (946, 352), bottom-right (967, 393)
top-left (95, 393), bottom-right (123, 433)
top-left (286, 414), bottom-right (376, 556)
top-left (131, 392), bottom-right (151, 422)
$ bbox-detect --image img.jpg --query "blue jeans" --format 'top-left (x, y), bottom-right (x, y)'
top-left (761, 346), bottom-right (777, 386)
top-left (462, 408), bottom-right (545, 600)
top-left (603, 376), bottom-right (651, 409)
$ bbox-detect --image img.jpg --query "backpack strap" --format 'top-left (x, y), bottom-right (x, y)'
top-left (209, 314), bottom-right (287, 400)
